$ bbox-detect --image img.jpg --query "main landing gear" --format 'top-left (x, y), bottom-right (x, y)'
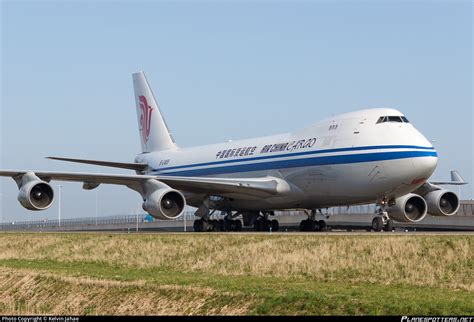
top-left (191, 202), bottom-right (282, 233)
top-left (193, 217), bottom-right (243, 232)
top-left (193, 209), bottom-right (243, 232)
top-left (253, 211), bottom-right (279, 232)
top-left (372, 199), bottom-right (395, 232)
top-left (300, 209), bottom-right (327, 232)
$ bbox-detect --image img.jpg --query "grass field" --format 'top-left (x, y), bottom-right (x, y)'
top-left (0, 232), bottom-right (472, 315)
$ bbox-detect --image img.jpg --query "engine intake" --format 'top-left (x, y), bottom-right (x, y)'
top-left (424, 190), bottom-right (460, 216)
top-left (387, 193), bottom-right (427, 223)
top-left (18, 180), bottom-right (54, 210)
top-left (142, 188), bottom-right (185, 220)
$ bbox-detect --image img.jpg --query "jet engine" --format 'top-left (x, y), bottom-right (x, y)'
top-left (142, 188), bottom-right (186, 220)
top-left (18, 179), bottom-right (54, 210)
top-left (387, 193), bottom-right (427, 223)
top-left (424, 190), bottom-right (460, 216)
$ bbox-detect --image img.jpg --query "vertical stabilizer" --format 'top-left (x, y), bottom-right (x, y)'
top-left (132, 71), bottom-right (178, 152)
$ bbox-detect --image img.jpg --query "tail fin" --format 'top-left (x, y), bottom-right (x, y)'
top-left (132, 71), bottom-right (178, 152)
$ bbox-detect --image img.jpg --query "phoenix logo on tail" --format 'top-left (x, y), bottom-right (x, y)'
top-left (139, 95), bottom-right (153, 143)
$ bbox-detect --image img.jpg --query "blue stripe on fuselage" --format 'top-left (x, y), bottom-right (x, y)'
top-left (153, 150), bottom-right (437, 177)
top-left (152, 145), bottom-right (435, 173)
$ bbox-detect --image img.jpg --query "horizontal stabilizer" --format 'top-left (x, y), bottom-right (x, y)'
top-left (47, 157), bottom-right (147, 172)
top-left (430, 170), bottom-right (468, 186)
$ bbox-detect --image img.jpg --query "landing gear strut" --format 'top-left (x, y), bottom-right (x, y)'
top-left (300, 209), bottom-right (327, 232)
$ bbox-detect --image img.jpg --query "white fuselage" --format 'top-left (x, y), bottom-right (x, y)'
top-left (136, 108), bottom-right (438, 211)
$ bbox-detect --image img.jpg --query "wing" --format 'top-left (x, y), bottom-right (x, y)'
top-left (46, 156), bottom-right (148, 172)
top-left (0, 170), bottom-right (291, 197)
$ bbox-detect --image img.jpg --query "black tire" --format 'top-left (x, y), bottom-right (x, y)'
top-left (235, 220), bottom-right (242, 231)
top-left (211, 219), bottom-right (220, 232)
top-left (271, 219), bottom-right (279, 232)
top-left (318, 220), bottom-right (327, 232)
top-left (372, 217), bottom-right (384, 232)
top-left (262, 220), bottom-right (271, 231)
top-left (193, 219), bottom-right (204, 232)
top-left (313, 220), bottom-right (321, 231)
top-left (254, 220), bottom-right (262, 231)
top-left (219, 219), bottom-right (226, 232)
top-left (384, 219), bottom-right (394, 232)
top-left (225, 219), bottom-right (233, 232)
top-left (300, 220), bottom-right (308, 232)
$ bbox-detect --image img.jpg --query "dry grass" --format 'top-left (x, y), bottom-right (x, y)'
top-left (0, 232), bottom-right (472, 291)
top-left (0, 267), bottom-right (254, 315)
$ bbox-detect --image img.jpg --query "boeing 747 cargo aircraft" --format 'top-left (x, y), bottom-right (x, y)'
top-left (0, 72), bottom-right (467, 232)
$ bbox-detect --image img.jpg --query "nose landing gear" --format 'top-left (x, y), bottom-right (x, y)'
top-left (372, 198), bottom-right (395, 232)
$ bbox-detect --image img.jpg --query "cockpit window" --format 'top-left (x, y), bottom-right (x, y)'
top-left (376, 115), bottom-right (409, 124)
top-left (388, 116), bottom-right (403, 123)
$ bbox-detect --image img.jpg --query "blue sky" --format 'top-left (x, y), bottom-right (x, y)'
top-left (1, 1), bottom-right (472, 222)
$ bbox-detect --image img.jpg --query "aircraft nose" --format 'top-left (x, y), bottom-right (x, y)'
top-left (411, 128), bottom-right (438, 175)
top-left (412, 148), bottom-right (438, 183)
top-left (424, 150), bottom-right (438, 173)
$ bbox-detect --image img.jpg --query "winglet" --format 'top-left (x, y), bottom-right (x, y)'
top-left (450, 170), bottom-right (466, 184)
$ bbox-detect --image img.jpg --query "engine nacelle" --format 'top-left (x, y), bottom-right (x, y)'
top-left (424, 190), bottom-right (460, 216)
top-left (387, 193), bottom-right (427, 223)
top-left (142, 188), bottom-right (186, 220)
top-left (18, 180), bottom-right (54, 210)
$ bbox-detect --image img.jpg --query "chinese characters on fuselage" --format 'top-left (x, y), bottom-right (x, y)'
top-left (215, 146), bottom-right (257, 159)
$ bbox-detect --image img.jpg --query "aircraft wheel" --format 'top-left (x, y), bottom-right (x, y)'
top-left (372, 217), bottom-right (383, 232)
top-left (219, 219), bottom-right (226, 231)
top-left (254, 219), bottom-right (262, 231)
top-left (262, 220), bottom-right (271, 231)
top-left (271, 219), bottom-right (279, 232)
top-left (318, 220), bottom-right (327, 232)
top-left (211, 219), bottom-right (220, 232)
top-left (193, 219), bottom-right (204, 232)
top-left (235, 220), bottom-right (242, 232)
top-left (300, 220), bottom-right (308, 232)
top-left (225, 219), bottom-right (233, 231)
top-left (384, 219), bottom-right (394, 232)
top-left (313, 220), bottom-right (321, 231)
